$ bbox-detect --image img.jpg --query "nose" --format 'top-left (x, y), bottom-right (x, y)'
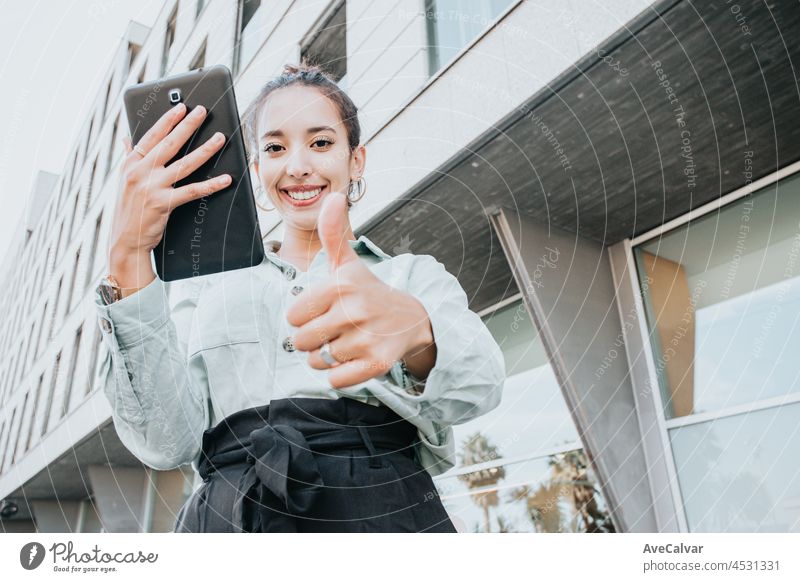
top-left (285, 147), bottom-right (312, 179)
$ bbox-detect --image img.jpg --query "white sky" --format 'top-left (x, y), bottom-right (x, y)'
top-left (0, 0), bottom-right (165, 265)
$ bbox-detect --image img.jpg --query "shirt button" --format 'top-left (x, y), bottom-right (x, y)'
top-left (100, 318), bottom-right (112, 333)
top-left (284, 267), bottom-right (296, 280)
top-left (282, 336), bottom-right (295, 352)
top-left (290, 285), bottom-right (303, 295)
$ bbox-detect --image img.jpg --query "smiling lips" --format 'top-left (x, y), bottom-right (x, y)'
top-left (280, 185), bottom-right (327, 207)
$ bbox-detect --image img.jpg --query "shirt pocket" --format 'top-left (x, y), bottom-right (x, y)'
top-left (189, 324), bottom-right (273, 413)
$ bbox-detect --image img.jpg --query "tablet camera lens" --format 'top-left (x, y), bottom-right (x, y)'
top-left (169, 89), bottom-right (182, 104)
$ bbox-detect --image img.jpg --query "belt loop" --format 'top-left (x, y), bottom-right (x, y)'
top-left (356, 426), bottom-right (383, 468)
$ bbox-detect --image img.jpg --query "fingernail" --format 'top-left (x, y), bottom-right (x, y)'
top-left (173, 103), bottom-right (185, 114)
top-left (212, 132), bottom-right (224, 142)
top-left (219, 174), bottom-right (232, 184)
top-left (192, 105), bottom-right (206, 116)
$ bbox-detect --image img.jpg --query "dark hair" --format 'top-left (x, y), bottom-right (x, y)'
top-left (241, 61), bottom-right (361, 166)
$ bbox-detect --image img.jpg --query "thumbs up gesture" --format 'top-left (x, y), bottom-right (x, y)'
top-left (286, 192), bottom-right (436, 389)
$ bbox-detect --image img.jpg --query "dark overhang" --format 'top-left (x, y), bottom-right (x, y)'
top-left (360, 0), bottom-right (800, 312)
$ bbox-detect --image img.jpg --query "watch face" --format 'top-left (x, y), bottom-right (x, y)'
top-left (98, 279), bottom-right (120, 305)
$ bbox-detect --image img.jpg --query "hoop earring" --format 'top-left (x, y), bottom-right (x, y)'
top-left (254, 184), bottom-right (275, 212)
top-left (347, 176), bottom-right (366, 205)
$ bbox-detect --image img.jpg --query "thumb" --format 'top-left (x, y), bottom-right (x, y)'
top-left (318, 191), bottom-right (358, 272)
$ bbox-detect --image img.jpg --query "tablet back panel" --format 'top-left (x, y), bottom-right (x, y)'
top-left (123, 64), bottom-right (264, 281)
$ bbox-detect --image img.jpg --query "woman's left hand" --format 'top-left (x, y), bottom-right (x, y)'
top-left (286, 192), bottom-right (436, 389)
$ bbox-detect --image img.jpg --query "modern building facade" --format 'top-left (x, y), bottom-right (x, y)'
top-left (1, 0), bottom-right (798, 532)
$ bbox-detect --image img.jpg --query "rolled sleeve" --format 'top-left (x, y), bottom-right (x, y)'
top-left (94, 275), bottom-right (210, 470)
top-left (383, 254), bottom-right (506, 425)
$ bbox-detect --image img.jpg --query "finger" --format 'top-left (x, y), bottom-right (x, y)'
top-left (132, 102), bottom-right (186, 159)
top-left (163, 131), bottom-right (226, 183)
top-left (307, 339), bottom-right (354, 371)
top-left (121, 136), bottom-right (133, 154)
top-left (318, 191), bottom-right (359, 272)
top-left (170, 173), bottom-right (232, 207)
top-left (285, 282), bottom-right (339, 327)
top-left (327, 359), bottom-right (393, 389)
top-left (292, 308), bottom-right (344, 352)
top-left (151, 105), bottom-right (210, 167)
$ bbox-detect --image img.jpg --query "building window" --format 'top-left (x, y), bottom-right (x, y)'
top-left (233, 0), bottom-right (262, 76)
top-left (87, 156), bottom-right (99, 206)
top-left (86, 323), bottom-right (103, 396)
top-left (100, 75), bottom-right (113, 121)
top-left (65, 247), bottom-right (81, 315)
top-left (11, 391), bottom-right (30, 465)
top-left (50, 277), bottom-right (63, 340)
top-left (105, 116), bottom-right (119, 179)
top-left (189, 39), bottom-right (206, 70)
top-left (300, 0), bottom-right (347, 84)
top-left (83, 116), bottom-right (95, 163)
top-left (61, 325), bottom-right (83, 418)
top-left (635, 171), bottom-right (800, 532)
top-left (137, 60), bottom-right (148, 84)
top-left (161, 3), bottom-right (179, 76)
top-left (68, 188), bottom-right (82, 240)
top-left (432, 299), bottom-right (613, 533)
top-left (25, 373), bottom-right (44, 452)
top-left (67, 149), bottom-right (79, 196)
top-left (86, 213), bottom-right (103, 292)
top-left (424, 0), bottom-right (515, 76)
top-left (125, 42), bottom-right (141, 78)
top-left (41, 352), bottom-right (61, 436)
top-left (35, 301), bottom-right (48, 359)
top-left (0, 408), bottom-right (16, 472)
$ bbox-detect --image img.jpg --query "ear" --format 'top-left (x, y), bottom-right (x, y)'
top-left (349, 144), bottom-right (366, 180)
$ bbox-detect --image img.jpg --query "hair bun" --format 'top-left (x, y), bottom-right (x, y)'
top-left (282, 61), bottom-right (327, 77)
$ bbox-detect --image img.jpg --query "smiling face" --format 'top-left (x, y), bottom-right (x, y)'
top-left (252, 84), bottom-right (365, 233)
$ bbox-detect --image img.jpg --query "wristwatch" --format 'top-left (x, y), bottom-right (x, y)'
top-left (399, 359), bottom-right (426, 394)
top-left (98, 275), bottom-right (122, 305)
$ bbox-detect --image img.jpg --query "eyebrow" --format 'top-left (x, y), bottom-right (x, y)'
top-left (260, 126), bottom-right (336, 139)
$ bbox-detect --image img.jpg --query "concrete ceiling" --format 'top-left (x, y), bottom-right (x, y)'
top-left (361, 0), bottom-right (800, 314)
top-left (4, 421), bottom-right (141, 508)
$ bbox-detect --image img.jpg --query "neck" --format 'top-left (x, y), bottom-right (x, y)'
top-left (278, 224), bottom-right (356, 271)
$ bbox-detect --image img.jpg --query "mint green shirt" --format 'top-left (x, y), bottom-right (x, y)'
top-left (93, 235), bottom-right (505, 476)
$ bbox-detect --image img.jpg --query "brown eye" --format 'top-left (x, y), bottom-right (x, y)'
top-left (262, 143), bottom-right (282, 153)
top-left (313, 138), bottom-right (333, 148)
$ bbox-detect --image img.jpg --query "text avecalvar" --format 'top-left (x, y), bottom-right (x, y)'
top-left (643, 543), bottom-right (703, 554)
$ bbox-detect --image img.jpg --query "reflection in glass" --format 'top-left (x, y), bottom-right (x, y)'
top-left (236, 0), bottom-right (263, 75)
top-left (451, 301), bottom-right (579, 462)
top-left (669, 402), bottom-right (800, 532)
top-left (635, 174), bottom-right (800, 419)
top-left (425, 0), bottom-right (515, 74)
top-left (437, 449), bottom-right (614, 532)
top-left (431, 300), bottom-right (612, 532)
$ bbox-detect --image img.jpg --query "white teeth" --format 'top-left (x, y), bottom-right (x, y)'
top-left (284, 187), bottom-right (323, 200)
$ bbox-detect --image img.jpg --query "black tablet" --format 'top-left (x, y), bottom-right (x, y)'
top-left (123, 64), bottom-right (264, 281)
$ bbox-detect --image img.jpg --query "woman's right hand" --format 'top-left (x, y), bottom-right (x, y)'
top-left (108, 103), bottom-right (232, 291)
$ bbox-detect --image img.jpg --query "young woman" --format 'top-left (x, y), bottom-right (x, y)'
top-left (95, 63), bottom-right (505, 532)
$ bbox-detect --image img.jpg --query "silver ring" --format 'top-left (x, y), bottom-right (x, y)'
top-left (319, 342), bottom-right (338, 366)
top-left (133, 144), bottom-right (147, 157)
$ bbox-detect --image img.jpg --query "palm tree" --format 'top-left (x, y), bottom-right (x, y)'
top-left (508, 449), bottom-right (615, 532)
top-left (457, 432), bottom-right (506, 532)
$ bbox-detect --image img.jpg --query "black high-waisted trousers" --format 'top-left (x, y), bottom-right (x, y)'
top-left (173, 397), bottom-right (457, 532)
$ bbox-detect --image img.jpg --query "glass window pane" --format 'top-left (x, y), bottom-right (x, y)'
top-left (669, 402), bottom-right (800, 532)
top-left (428, 0), bottom-right (515, 73)
top-left (435, 450), bottom-right (614, 532)
top-left (449, 301), bottom-right (579, 465)
top-left (635, 173), bottom-right (800, 419)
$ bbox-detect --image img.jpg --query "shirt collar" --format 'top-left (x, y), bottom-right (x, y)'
top-left (263, 234), bottom-right (391, 275)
